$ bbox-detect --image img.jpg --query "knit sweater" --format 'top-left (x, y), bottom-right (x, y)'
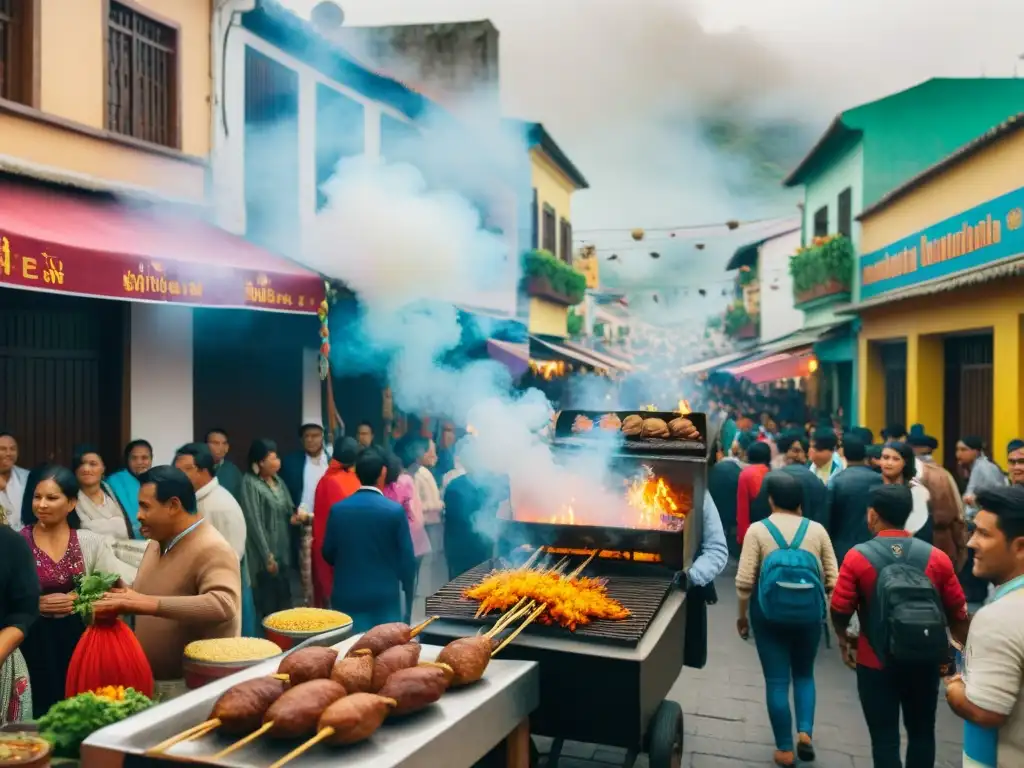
top-left (133, 521), bottom-right (241, 680)
top-left (735, 512), bottom-right (839, 600)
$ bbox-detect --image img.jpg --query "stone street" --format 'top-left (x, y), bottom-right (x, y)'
top-left (528, 566), bottom-right (965, 768)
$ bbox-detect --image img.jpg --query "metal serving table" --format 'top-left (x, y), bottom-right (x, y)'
top-left (81, 636), bottom-right (540, 768)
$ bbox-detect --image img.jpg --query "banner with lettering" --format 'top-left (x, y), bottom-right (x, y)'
top-left (0, 231), bottom-right (325, 314)
top-left (859, 186), bottom-right (1024, 300)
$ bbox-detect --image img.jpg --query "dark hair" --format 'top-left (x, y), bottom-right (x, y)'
top-left (778, 434), bottom-right (808, 454)
top-left (883, 441), bottom-right (917, 482)
top-left (174, 443), bottom-right (215, 474)
top-left (747, 442), bottom-right (771, 466)
top-left (811, 431), bottom-right (837, 453)
top-left (850, 426), bottom-right (874, 445)
top-left (20, 465), bottom-right (82, 529)
top-left (205, 428), bottom-right (229, 442)
top-left (332, 437), bottom-right (360, 468)
top-left (0, 431), bottom-right (14, 441)
top-left (355, 449), bottom-right (387, 486)
top-left (382, 451), bottom-right (404, 485)
top-left (960, 435), bottom-right (984, 452)
top-left (72, 444), bottom-right (103, 470)
top-left (1008, 439), bottom-right (1024, 454)
top-left (246, 439), bottom-right (278, 473)
top-left (138, 466), bottom-right (198, 514)
top-left (869, 484), bottom-right (913, 528)
top-left (122, 439), bottom-right (153, 465)
top-left (843, 436), bottom-right (867, 463)
top-left (976, 486), bottom-right (1024, 543)
top-left (883, 424), bottom-right (907, 440)
top-left (736, 431), bottom-right (758, 452)
top-left (358, 421), bottom-right (374, 431)
top-left (298, 423), bottom-right (324, 437)
top-left (765, 472), bottom-right (802, 513)
top-left (401, 437), bottom-right (430, 468)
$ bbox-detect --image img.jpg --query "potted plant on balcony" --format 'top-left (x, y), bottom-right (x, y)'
top-left (724, 301), bottom-right (758, 340)
top-left (789, 234), bottom-right (853, 305)
top-left (521, 249), bottom-right (587, 306)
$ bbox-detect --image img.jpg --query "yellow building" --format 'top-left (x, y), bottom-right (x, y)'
top-left (574, 244), bottom-right (600, 290)
top-left (854, 114), bottom-right (1024, 466)
top-left (0, 0), bottom-right (210, 201)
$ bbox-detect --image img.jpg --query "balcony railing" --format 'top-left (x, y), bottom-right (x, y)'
top-left (521, 249), bottom-right (586, 306)
top-left (789, 234), bottom-right (853, 308)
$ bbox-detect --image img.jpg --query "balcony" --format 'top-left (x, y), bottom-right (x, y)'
top-left (724, 300), bottom-right (759, 340)
top-left (789, 234), bottom-right (853, 310)
top-left (521, 249), bottom-right (586, 307)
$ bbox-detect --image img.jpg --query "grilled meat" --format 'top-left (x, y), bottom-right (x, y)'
top-left (370, 643), bottom-right (422, 691)
top-left (331, 649), bottom-right (375, 693)
top-left (641, 418), bottom-right (670, 438)
top-left (277, 646), bottom-right (339, 685)
top-left (265, 680), bottom-right (347, 739)
top-left (668, 417), bottom-right (699, 440)
top-left (347, 622), bottom-right (416, 657)
top-left (318, 694), bottom-right (396, 745)
top-left (621, 415), bottom-right (643, 436)
top-left (210, 677), bottom-right (288, 736)
top-left (436, 636), bottom-right (493, 687)
top-left (377, 664), bottom-right (451, 716)
top-left (571, 415), bottom-right (594, 433)
top-left (598, 413), bottom-right (622, 431)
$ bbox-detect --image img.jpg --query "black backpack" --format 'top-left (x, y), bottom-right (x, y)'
top-left (857, 537), bottom-right (949, 664)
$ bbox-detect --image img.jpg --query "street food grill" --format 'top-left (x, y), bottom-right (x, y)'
top-left (422, 409), bottom-right (709, 768)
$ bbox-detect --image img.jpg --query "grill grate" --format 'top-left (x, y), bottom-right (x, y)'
top-left (425, 560), bottom-right (675, 648)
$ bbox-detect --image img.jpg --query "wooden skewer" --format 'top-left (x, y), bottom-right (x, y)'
top-left (179, 721), bottom-right (221, 744)
top-left (212, 721), bottom-right (274, 760)
top-left (492, 603), bottom-right (547, 656)
top-left (267, 727), bottom-right (335, 768)
top-left (520, 547), bottom-right (544, 570)
top-left (568, 550), bottom-right (599, 578)
top-left (270, 673), bottom-right (290, 681)
top-left (410, 616), bottom-right (439, 638)
top-left (148, 719), bottom-right (221, 754)
top-left (487, 600), bottom-right (536, 637)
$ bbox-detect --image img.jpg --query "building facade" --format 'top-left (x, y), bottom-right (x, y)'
top-left (855, 115), bottom-right (1024, 467)
top-left (0, 0), bottom-right (324, 468)
top-left (783, 77), bottom-right (1024, 423)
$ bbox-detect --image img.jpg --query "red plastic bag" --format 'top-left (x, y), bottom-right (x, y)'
top-left (65, 616), bottom-right (154, 698)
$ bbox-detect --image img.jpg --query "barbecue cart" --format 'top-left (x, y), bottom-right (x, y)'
top-left (422, 410), bottom-right (707, 768)
top-left (80, 635), bottom-right (540, 768)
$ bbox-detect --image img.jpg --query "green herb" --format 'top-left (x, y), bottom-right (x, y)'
top-left (38, 688), bottom-right (152, 758)
top-left (72, 571), bottom-right (120, 620)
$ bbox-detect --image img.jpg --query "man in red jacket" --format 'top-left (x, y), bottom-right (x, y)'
top-left (831, 484), bottom-right (970, 768)
top-left (311, 438), bottom-right (361, 608)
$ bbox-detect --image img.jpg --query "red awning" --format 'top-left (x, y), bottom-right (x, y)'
top-left (725, 348), bottom-right (816, 384)
top-left (0, 180), bottom-right (324, 313)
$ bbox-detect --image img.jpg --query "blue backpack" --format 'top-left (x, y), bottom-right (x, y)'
top-left (756, 518), bottom-right (827, 625)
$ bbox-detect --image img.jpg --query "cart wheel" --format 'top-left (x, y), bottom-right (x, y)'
top-left (647, 700), bottom-right (683, 768)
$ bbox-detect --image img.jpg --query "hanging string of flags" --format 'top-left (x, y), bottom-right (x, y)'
top-left (570, 214), bottom-right (791, 238)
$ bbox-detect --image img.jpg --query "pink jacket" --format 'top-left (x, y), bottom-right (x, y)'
top-left (385, 474), bottom-right (431, 558)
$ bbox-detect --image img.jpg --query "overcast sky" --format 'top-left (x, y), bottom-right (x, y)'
top-left (282, 0), bottom-right (1024, 316)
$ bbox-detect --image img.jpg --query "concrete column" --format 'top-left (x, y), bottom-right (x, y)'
top-left (992, 310), bottom-right (1024, 456)
top-left (906, 333), bottom-right (945, 464)
top-left (858, 335), bottom-right (885, 437)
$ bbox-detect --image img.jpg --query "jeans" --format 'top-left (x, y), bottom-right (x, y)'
top-left (750, 603), bottom-right (821, 752)
top-left (856, 663), bottom-right (939, 768)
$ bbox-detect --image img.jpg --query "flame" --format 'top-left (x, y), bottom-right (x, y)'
top-left (532, 360), bottom-right (565, 380)
top-left (677, 399), bottom-right (691, 415)
top-left (625, 467), bottom-right (682, 529)
top-left (641, 404), bottom-right (658, 412)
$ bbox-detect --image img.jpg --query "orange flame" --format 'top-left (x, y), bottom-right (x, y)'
top-left (538, 468), bottom-right (688, 531)
top-left (641, 404), bottom-right (658, 412)
top-left (533, 361), bottom-right (565, 380)
top-left (677, 399), bottom-right (692, 415)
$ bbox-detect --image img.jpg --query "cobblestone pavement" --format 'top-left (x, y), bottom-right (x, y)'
top-left (416, 558), bottom-right (964, 768)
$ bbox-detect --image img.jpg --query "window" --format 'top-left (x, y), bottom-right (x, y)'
top-left (559, 217), bottom-right (572, 264)
top-left (0, 0), bottom-right (32, 105)
top-left (813, 205), bottom-right (828, 238)
top-left (531, 188), bottom-right (538, 249)
top-left (837, 188), bottom-right (852, 238)
top-left (315, 84), bottom-right (364, 211)
top-left (542, 204), bottom-right (556, 254)
top-left (107, 2), bottom-right (178, 147)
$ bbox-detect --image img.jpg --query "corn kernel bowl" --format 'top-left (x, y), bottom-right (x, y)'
top-left (182, 637), bottom-right (283, 689)
top-left (262, 608), bottom-right (353, 651)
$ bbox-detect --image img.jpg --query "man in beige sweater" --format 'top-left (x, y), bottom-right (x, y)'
top-left (95, 466), bottom-right (241, 697)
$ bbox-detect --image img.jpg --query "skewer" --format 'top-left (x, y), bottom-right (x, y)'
top-left (147, 719), bottom-right (221, 754)
top-left (409, 616), bottom-right (439, 638)
top-left (212, 721), bottom-right (274, 759)
top-left (491, 603), bottom-right (548, 656)
top-left (568, 550), bottom-right (599, 578)
top-left (266, 727), bottom-right (335, 768)
top-left (486, 600), bottom-right (536, 637)
top-left (519, 547), bottom-right (544, 570)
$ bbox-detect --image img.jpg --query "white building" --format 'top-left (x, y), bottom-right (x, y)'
top-left (754, 227), bottom-right (804, 342)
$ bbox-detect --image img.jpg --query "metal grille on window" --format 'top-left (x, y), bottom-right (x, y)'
top-left (107, 1), bottom-right (176, 147)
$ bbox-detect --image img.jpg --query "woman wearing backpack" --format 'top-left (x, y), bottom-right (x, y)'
top-left (736, 471), bottom-right (839, 767)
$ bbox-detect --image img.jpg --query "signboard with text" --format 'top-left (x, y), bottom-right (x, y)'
top-left (859, 185), bottom-right (1024, 300)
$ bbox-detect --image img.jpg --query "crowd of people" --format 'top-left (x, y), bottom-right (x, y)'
top-left (708, 416), bottom-right (1023, 767)
top-left (0, 418), bottom-right (513, 717)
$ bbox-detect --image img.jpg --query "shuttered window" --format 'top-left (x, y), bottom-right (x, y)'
top-left (542, 204), bottom-right (556, 253)
top-left (838, 188), bottom-right (852, 238)
top-left (0, 0), bottom-right (32, 105)
top-left (559, 217), bottom-right (572, 264)
top-left (531, 188), bottom-right (538, 249)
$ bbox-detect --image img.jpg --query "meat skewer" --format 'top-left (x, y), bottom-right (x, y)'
top-left (277, 646), bottom-right (338, 685)
top-left (492, 603), bottom-right (548, 656)
top-left (377, 663), bottom-right (452, 715)
top-left (213, 679), bottom-right (347, 759)
top-left (436, 636), bottom-right (495, 687)
top-left (267, 694), bottom-right (398, 768)
top-left (147, 676), bottom-right (288, 754)
top-left (345, 616), bottom-right (438, 657)
top-left (331, 648), bottom-right (375, 693)
top-left (369, 643), bottom-right (422, 691)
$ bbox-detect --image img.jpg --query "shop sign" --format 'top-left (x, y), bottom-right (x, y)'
top-left (0, 231), bottom-right (324, 313)
top-left (860, 185), bottom-right (1024, 300)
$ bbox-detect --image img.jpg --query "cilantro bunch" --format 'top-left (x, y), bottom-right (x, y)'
top-left (38, 688), bottom-right (153, 757)
top-left (72, 571), bottom-right (120, 620)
